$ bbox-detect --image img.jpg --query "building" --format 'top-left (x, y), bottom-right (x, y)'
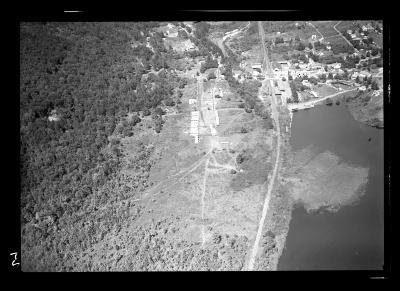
top-left (48, 110), bottom-right (60, 122)
top-left (274, 87), bottom-right (282, 96)
top-left (278, 61), bottom-right (290, 71)
top-left (233, 69), bottom-right (242, 80)
top-left (347, 29), bottom-right (352, 34)
top-left (310, 90), bottom-right (319, 97)
top-left (360, 70), bottom-right (372, 79)
top-left (278, 80), bottom-right (285, 91)
top-left (189, 99), bottom-right (197, 105)
top-left (302, 80), bottom-right (311, 87)
top-left (358, 86), bottom-right (367, 91)
top-left (351, 72), bottom-right (359, 79)
top-left (299, 63), bottom-right (309, 70)
top-left (252, 63), bottom-right (262, 73)
top-left (311, 34), bottom-right (317, 40)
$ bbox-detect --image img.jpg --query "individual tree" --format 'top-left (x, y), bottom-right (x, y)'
top-left (142, 108), bottom-right (151, 116)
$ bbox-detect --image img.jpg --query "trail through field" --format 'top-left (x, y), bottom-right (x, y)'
top-left (201, 158), bottom-right (210, 246)
top-left (246, 22), bottom-right (282, 271)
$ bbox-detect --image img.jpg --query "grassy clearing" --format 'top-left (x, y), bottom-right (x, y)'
top-left (314, 84), bottom-right (338, 97)
top-left (311, 21), bottom-right (339, 38)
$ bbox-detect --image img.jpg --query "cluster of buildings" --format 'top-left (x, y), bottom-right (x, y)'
top-left (189, 103), bottom-right (200, 144)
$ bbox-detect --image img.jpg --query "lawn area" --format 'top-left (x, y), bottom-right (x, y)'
top-left (314, 84), bottom-right (338, 97)
top-left (335, 21), bottom-right (357, 33)
top-left (311, 21), bottom-right (339, 38)
top-left (369, 31), bottom-right (383, 47)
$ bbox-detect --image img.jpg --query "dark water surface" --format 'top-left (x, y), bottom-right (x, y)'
top-left (278, 103), bottom-right (384, 270)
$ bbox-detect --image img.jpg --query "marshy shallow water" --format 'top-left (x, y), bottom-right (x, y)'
top-left (278, 103), bottom-right (384, 270)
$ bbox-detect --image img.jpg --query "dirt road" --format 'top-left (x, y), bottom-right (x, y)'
top-left (246, 22), bottom-right (282, 271)
top-left (333, 21), bottom-right (357, 50)
top-left (287, 88), bottom-right (358, 111)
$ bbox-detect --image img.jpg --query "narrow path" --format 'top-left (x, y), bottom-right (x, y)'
top-left (308, 22), bottom-right (324, 39)
top-left (333, 20), bottom-right (356, 50)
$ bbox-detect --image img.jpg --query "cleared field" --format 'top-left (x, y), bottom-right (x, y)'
top-left (335, 20), bottom-right (357, 33)
top-left (314, 84), bottom-right (338, 97)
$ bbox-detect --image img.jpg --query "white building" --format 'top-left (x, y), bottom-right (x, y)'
top-left (48, 110), bottom-right (60, 122)
top-left (351, 72), bottom-right (359, 79)
top-left (360, 70), bottom-right (372, 79)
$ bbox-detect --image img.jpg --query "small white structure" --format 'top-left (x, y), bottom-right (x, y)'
top-left (360, 70), bottom-right (372, 79)
top-left (310, 90), bottom-right (319, 97)
top-left (48, 110), bottom-right (60, 122)
top-left (189, 99), bottom-right (197, 105)
top-left (358, 86), bottom-right (367, 91)
top-left (311, 34), bottom-right (317, 40)
top-left (351, 72), bottom-right (360, 79)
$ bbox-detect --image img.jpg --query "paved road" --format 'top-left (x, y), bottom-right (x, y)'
top-left (246, 21), bottom-right (282, 271)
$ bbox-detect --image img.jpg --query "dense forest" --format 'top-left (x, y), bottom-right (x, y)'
top-left (20, 22), bottom-right (189, 270)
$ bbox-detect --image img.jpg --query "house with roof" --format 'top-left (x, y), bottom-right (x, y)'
top-left (351, 72), bottom-right (360, 80)
top-left (360, 70), bottom-right (372, 79)
top-left (278, 61), bottom-right (290, 71)
top-left (48, 109), bottom-right (60, 122)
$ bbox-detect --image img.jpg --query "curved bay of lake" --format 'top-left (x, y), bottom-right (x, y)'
top-left (278, 103), bottom-right (384, 270)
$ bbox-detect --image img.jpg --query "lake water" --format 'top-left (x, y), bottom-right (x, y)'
top-left (278, 103), bottom-right (384, 270)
